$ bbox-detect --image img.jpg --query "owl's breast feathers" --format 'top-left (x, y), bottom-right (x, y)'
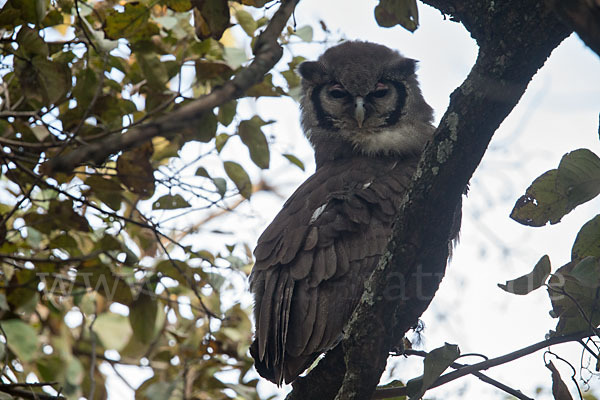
top-left (249, 155), bottom-right (418, 385)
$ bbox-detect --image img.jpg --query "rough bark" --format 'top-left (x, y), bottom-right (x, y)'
top-left (286, 1), bottom-right (572, 399)
top-left (546, 0), bottom-right (600, 56)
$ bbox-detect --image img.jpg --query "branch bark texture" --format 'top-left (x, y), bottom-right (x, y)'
top-left (287, 1), bottom-right (572, 399)
top-left (47, 0), bottom-right (300, 173)
top-left (546, 0), bottom-right (600, 56)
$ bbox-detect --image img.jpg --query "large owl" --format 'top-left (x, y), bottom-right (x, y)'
top-left (249, 41), bottom-right (445, 385)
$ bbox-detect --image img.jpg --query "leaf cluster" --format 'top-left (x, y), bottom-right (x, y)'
top-left (0, 0), bottom-right (313, 398)
top-left (501, 149), bottom-right (600, 336)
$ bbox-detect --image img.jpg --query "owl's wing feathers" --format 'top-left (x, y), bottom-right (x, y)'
top-left (250, 156), bottom-right (416, 384)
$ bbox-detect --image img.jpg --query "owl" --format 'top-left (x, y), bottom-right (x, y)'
top-left (249, 41), bottom-right (446, 386)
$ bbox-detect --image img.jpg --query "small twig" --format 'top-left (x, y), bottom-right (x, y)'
top-left (374, 331), bottom-right (593, 399)
top-left (0, 324), bottom-right (9, 378)
top-left (152, 226), bottom-right (221, 320)
top-left (0, 110), bottom-right (38, 117)
top-left (88, 310), bottom-right (98, 400)
top-left (106, 362), bottom-right (136, 391)
top-left (0, 383), bottom-right (66, 400)
top-left (169, 179), bottom-right (273, 242)
top-left (74, 0), bottom-right (98, 53)
top-left (545, 350), bottom-right (584, 400)
top-left (387, 349), bottom-right (532, 400)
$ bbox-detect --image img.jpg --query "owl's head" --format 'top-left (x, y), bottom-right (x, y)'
top-left (298, 41), bottom-right (434, 165)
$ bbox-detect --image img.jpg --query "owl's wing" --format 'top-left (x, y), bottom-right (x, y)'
top-left (250, 157), bottom-right (416, 385)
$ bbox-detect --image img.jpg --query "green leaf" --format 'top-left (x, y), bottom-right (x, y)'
top-left (377, 380), bottom-right (406, 400)
top-left (511, 149), bottom-right (600, 227)
top-left (293, 25), bottom-right (313, 42)
top-left (117, 142), bottom-right (155, 199)
top-left (144, 381), bottom-right (177, 400)
top-left (223, 47), bottom-right (248, 69)
top-left (66, 357), bottom-right (84, 385)
top-left (235, 9), bottom-right (257, 36)
top-left (156, 259), bottom-right (193, 286)
top-left (498, 255), bottom-right (551, 295)
top-left (104, 3), bottom-right (158, 41)
top-left (570, 257), bottom-right (600, 288)
top-left (407, 343), bottom-right (460, 399)
top-left (1, 319), bottom-right (38, 362)
top-left (283, 153), bottom-right (305, 171)
top-left (195, 60), bottom-right (233, 80)
top-left (129, 285), bottom-right (158, 345)
top-left (31, 125), bottom-right (50, 142)
top-left (246, 73), bottom-right (284, 97)
top-left (152, 194), bottom-right (191, 210)
top-left (194, 0), bottom-right (231, 40)
top-left (557, 149), bottom-right (600, 210)
top-left (375, 0), bottom-right (419, 31)
top-left (0, 293), bottom-right (8, 311)
top-left (85, 175), bottom-right (123, 212)
top-left (546, 360), bottom-right (573, 400)
top-left (165, 0), bottom-right (192, 12)
top-left (572, 215), bottom-right (600, 260)
top-left (241, 0), bottom-right (269, 7)
top-left (190, 111), bottom-right (218, 143)
top-left (510, 170), bottom-right (567, 227)
top-left (218, 101), bottom-right (237, 127)
top-left (548, 261), bottom-right (600, 335)
top-left (14, 55), bottom-right (71, 106)
top-left (238, 116), bottom-right (271, 169)
top-left (93, 312), bottom-right (133, 351)
top-left (137, 53), bottom-right (168, 91)
top-left (76, 263), bottom-right (134, 305)
top-left (213, 177), bottom-right (227, 198)
top-left (215, 133), bottom-right (230, 153)
top-left (15, 25), bottom-right (48, 58)
top-left (195, 167), bottom-right (210, 177)
top-left (224, 161), bottom-right (252, 199)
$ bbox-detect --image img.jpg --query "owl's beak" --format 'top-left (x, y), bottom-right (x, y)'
top-left (354, 96), bottom-right (365, 128)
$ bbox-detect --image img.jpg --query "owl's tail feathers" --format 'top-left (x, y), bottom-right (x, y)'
top-left (250, 340), bottom-right (319, 386)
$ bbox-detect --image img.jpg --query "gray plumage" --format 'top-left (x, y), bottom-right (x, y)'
top-left (249, 41), bottom-right (442, 385)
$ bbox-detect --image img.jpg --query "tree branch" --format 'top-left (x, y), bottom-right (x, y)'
top-left (374, 332), bottom-right (595, 399)
top-left (546, 0), bottom-right (600, 57)
top-left (0, 383), bottom-right (66, 400)
top-left (383, 350), bottom-right (534, 400)
top-left (287, 1), bottom-right (572, 399)
top-left (47, 0), bottom-right (300, 174)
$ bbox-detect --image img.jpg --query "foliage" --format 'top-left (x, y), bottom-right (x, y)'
top-left (500, 147), bottom-right (600, 397)
top-left (0, 0), bottom-right (315, 398)
top-left (502, 148), bottom-right (600, 337)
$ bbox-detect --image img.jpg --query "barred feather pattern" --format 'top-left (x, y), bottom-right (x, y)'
top-left (249, 154), bottom-right (419, 385)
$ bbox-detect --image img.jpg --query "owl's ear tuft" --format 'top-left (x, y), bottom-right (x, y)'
top-left (298, 61), bottom-right (327, 83)
top-left (383, 57), bottom-right (418, 81)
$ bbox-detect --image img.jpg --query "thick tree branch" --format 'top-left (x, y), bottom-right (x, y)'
top-left (47, 0), bottom-right (300, 174)
top-left (546, 0), bottom-right (600, 57)
top-left (287, 1), bottom-right (572, 399)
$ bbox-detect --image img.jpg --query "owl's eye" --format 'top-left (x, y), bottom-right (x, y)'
top-left (328, 85), bottom-right (348, 99)
top-left (372, 83), bottom-right (389, 98)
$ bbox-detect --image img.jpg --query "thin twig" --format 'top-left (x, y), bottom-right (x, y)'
top-left (374, 331), bottom-right (593, 399)
top-left (384, 349), bottom-right (533, 400)
top-left (0, 383), bottom-right (66, 400)
top-left (88, 310), bottom-right (98, 400)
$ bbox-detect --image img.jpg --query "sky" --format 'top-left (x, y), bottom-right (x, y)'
top-left (64, 0), bottom-right (600, 398)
